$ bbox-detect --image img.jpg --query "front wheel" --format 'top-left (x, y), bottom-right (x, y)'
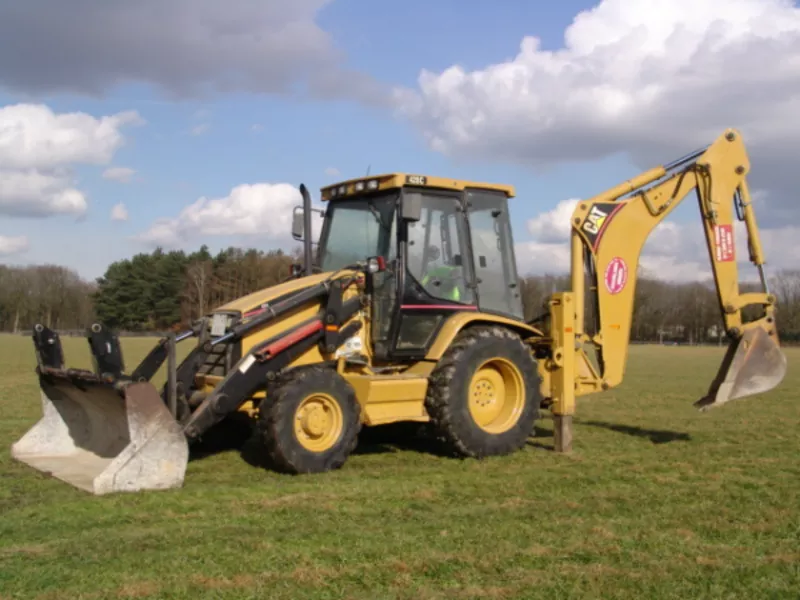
top-left (425, 325), bottom-right (541, 458)
top-left (257, 366), bottom-right (362, 474)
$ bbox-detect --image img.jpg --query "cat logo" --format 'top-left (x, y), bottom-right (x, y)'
top-left (583, 205), bottom-right (609, 235)
top-left (579, 202), bottom-right (621, 250)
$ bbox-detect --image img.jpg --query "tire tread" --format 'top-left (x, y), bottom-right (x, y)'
top-left (424, 325), bottom-right (541, 458)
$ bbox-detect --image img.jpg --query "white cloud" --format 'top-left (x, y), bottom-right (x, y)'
top-left (394, 0), bottom-right (800, 218)
top-left (526, 199), bottom-right (579, 244)
top-left (324, 167), bottom-right (341, 177)
top-left (0, 103), bottom-right (142, 218)
top-left (514, 199), bottom-right (580, 275)
top-left (0, 104), bottom-right (143, 170)
top-left (0, 169), bottom-right (87, 217)
top-left (136, 182), bottom-right (324, 248)
top-left (110, 202), bottom-right (129, 221)
top-left (103, 167), bottom-right (136, 184)
top-left (515, 240), bottom-right (571, 276)
top-left (0, 234), bottom-right (29, 256)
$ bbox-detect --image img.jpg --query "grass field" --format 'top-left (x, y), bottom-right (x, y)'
top-left (0, 334), bottom-right (799, 599)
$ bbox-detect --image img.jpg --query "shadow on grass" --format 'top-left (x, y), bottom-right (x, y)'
top-left (188, 412), bottom-right (255, 462)
top-left (525, 415), bottom-right (690, 451)
top-left (580, 420), bottom-right (691, 444)
top-left (185, 412), bottom-right (690, 467)
top-left (354, 423), bottom-right (558, 458)
top-left (187, 417), bottom-right (462, 467)
top-left (188, 414), bottom-right (281, 470)
top-left (526, 425), bottom-right (556, 451)
top-left (188, 417), bottom-right (557, 466)
top-left (353, 422), bottom-right (455, 458)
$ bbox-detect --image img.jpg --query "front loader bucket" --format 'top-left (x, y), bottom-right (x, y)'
top-left (11, 371), bottom-right (189, 495)
top-left (694, 327), bottom-right (787, 411)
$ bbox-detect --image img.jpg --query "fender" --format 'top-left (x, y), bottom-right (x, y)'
top-left (424, 312), bottom-right (545, 362)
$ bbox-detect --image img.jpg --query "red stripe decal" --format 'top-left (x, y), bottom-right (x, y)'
top-left (401, 305), bottom-right (478, 310)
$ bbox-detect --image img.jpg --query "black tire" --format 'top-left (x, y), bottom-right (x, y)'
top-left (424, 325), bottom-right (541, 458)
top-left (257, 366), bottom-right (362, 474)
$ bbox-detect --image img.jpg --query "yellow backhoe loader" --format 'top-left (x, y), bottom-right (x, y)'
top-left (10, 128), bottom-right (787, 494)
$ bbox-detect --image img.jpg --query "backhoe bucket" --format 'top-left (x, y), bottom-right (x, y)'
top-left (694, 327), bottom-right (787, 411)
top-left (11, 371), bottom-right (189, 495)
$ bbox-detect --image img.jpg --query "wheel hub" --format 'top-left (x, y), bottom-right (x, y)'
top-left (294, 394), bottom-right (343, 452)
top-left (467, 358), bottom-right (525, 434)
top-left (300, 406), bottom-right (329, 437)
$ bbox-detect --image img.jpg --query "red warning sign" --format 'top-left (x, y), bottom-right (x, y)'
top-left (604, 257), bottom-right (628, 295)
top-left (714, 224), bottom-right (735, 262)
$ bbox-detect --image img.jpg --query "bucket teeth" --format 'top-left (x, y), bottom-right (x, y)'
top-left (694, 327), bottom-right (787, 411)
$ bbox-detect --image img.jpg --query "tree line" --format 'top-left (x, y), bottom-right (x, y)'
top-left (0, 245), bottom-right (298, 334)
top-left (2, 246), bottom-right (800, 344)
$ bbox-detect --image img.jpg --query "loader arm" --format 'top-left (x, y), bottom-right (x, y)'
top-left (544, 129), bottom-right (786, 450)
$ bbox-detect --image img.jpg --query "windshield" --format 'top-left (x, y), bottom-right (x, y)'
top-left (318, 194), bottom-right (398, 272)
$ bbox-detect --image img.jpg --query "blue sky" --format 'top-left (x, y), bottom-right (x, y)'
top-left (1, 0), bottom-right (799, 283)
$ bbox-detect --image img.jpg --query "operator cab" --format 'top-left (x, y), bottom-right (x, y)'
top-left (292, 173), bottom-right (523, 360)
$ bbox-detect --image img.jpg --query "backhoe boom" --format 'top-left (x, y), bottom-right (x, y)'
top-left (545, 128), bottom-right (787, 450)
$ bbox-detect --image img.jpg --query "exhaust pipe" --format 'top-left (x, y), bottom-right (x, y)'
top-left (300, 183), bottom-right (313, 276)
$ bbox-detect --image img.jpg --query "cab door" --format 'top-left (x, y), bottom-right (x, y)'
top-left (390, 188), bottom-right (477, 358)
top-left (464, 188), bottom-right (524, 319)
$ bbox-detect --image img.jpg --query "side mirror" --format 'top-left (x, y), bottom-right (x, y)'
top-left (291, 206), bottom-right (305, 240)
top-left (401, 193), bottom-right (422, 222)
top-left (291, 205), bottom-right (324, 241)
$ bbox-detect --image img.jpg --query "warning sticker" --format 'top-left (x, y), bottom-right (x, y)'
top-left (714, 224), bottom-right (735, 262)
top-left (604, 257), bottom-right (628, 295)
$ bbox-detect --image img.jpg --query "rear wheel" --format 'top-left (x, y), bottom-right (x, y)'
top-left (425, 325), bottom-right (541, 458)
top-left (257, 366), bottom-right (362, 474)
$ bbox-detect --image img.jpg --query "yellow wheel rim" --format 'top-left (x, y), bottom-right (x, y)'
top-left (468, 357), bottom-right (525, 434)
top-left (294, 393), bottom-right (344, 452)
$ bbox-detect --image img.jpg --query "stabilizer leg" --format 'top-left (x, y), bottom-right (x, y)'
top-left (548, 292), bottom-right (576, 454)
top-left (553, 415), bottom-right (573, 453)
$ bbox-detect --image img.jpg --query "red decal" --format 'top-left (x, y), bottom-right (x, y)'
top-left (604, 257), bottom-right (628, 295)
top-left (255, 320), bottom-right (323, 361)
top-left (714, 224), bottom-right (735, 262)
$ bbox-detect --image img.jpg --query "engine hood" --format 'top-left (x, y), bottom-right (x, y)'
top-left (212, 271), bottom-right (337, 315)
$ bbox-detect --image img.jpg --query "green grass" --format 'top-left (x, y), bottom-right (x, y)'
top-left (0, 333), bottom-right (799, 599)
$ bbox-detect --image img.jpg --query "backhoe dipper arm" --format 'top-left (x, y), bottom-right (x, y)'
top-left (548, 128), bottom-right (786, 433)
